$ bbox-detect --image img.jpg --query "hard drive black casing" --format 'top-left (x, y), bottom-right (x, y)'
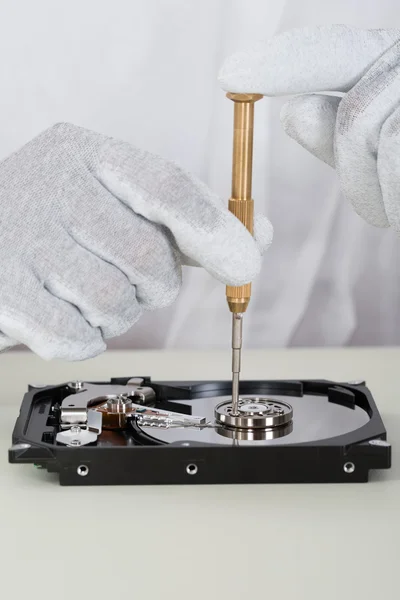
top-left (9, 378), bottom-right (391, 485)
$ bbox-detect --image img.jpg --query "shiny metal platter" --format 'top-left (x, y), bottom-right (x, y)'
top-left (138, 394), bottom-right (370, 446)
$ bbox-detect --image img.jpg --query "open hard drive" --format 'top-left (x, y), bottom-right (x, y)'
top-left (9, 377), bottom-right (391, 485)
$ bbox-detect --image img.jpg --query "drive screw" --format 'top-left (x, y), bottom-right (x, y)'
top-left (68, 381), bottom-right (83, 390)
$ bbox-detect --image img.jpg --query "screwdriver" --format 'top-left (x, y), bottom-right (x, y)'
top-left (226, 92), bottom-right (263, 415)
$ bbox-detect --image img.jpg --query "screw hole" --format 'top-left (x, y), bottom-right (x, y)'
top-left (343, 462), bottom-right (355, 474)
top-left (186, 463), bottom-right (198, 476)
top-left (77, 464), bottom-right (89, 477)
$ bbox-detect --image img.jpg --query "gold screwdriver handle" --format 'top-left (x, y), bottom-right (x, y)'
top-left (226, 198), bottom-right (253, 313)
top-left (226, 93), bottom-right (262, 314)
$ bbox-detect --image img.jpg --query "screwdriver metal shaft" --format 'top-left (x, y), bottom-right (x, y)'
top-left (225, 93), bottom-right (262, 414)
top-left (231, 313), bottom-right (243, 414)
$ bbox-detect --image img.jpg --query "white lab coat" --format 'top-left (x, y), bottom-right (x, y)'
top-left (0, 0), bottom-right (399, 349)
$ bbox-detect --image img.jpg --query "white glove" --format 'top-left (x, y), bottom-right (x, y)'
top-left (219, 25), bottom-right (400, 231)
top-left (0, 123), bottom-right (272, 360)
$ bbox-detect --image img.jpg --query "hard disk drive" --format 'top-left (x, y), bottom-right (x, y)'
top-left (9, 377), bottom-right (391, 485)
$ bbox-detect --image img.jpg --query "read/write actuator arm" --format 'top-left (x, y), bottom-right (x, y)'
top-left (225, 92), bottom-right (263, 415)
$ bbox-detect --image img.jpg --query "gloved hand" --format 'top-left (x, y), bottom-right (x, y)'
top-left (219, 25), bottom-right (400, 231)
top-left (0, 123), bottom-right (272, 360)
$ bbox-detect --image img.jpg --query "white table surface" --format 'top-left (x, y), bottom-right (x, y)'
top-left (1, 347), bottom-right (399, 600)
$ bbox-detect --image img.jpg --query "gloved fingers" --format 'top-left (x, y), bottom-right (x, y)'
top-left (378, 105), bottom-right (400, 232)
top-left (280, 94), bottom-right (340, 167)
top-left (181, 212), bottom-right (273, 267)
top-left (60, 178), bottom-right (182, 310)
top-left (44, 240), bottom-right (142, 339)
top-left (253, 213), bottom-right (273, 255)
top-left (98, 140), bottom-right (268, 286)
top-left (334, 41), bottom-right (400, 228)
top-left (0, 272), bottom-right (106, 360)
top-left (218, 25), bottom-right (400, 96)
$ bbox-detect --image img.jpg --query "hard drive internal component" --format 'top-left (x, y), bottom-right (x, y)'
top-left (96, 395), bottom-right (134, 429)
top-left (9, 377), bottom-right (391, 485)
top-left (54, 379), bottom-right (206, 445)
top-left (215, 397), bottom-right (293, 429)
top-left (215, 421), bottom-right (293, 441)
